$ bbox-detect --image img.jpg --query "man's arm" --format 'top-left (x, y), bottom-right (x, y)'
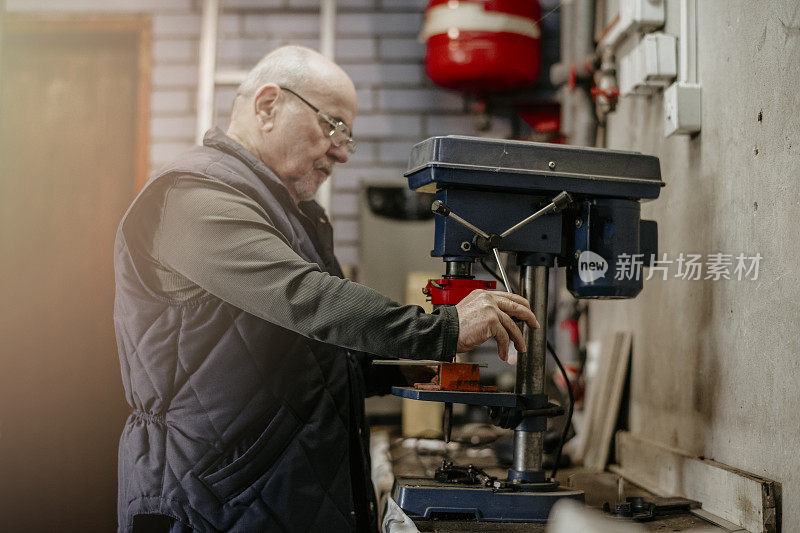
top-left (155, 176), bottom-right (459, 361)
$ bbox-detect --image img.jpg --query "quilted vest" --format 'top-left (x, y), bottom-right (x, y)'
top-left (114, 128), bottom-right (377, 532)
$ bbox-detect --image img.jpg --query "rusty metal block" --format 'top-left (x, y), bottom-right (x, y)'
top-left (439, 362), bottom-right (481, 391)
top-left (413, 362), bottom-right (498, 392)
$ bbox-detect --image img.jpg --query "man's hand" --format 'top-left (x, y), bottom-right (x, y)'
top-left (454, 290), bottom-right (540, 361)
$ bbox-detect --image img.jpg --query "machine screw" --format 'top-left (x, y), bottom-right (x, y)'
top-left (574, 250), bottom-right (582, 260)
top-left (461, 241), bottom-right (472, 252)
top-left (575, 218), bottom-right (583, 228)
top-left (548, 161), bottom-right (556, 169)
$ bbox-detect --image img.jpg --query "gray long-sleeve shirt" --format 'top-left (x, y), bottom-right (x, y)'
top-left (132, 174), bottom-right (458, 360)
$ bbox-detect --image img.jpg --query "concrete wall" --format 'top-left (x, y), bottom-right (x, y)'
top-left (592, 0), bottom-right (800, 526)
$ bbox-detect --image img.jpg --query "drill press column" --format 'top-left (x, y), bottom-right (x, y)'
top-left (512, 265), bottom-right (549, 479)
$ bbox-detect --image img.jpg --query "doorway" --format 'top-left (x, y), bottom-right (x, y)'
top-left (0, 15), bottom-right (150, 530)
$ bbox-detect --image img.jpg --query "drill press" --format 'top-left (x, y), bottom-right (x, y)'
top-left (390, 135), bottom-right (664, 523)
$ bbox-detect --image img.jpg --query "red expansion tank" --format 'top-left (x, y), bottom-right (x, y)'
top-left (421, 0), bottom-right (542, 94)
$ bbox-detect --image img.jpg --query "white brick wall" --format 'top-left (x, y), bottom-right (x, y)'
top-left (378, 37), bottom-right (425, 60)
top-left (5, 0), bottom-right (192, 11)
top-left (343, 63), bottom-right (425, 86)
top-left (376, 141), bottom-right (416, 165)
top-left (243, 14), bottom-right (320, 36)
top-left (8, 0), bottom-right (508, 267)
top-left (151, 90), bottom-right (193, 113)
top-left (153, 39), bottom-right (197, 62)
top-left (335, 12), bottom-right (422, 35)
top-left (377, 88), bottom-right (463, 112)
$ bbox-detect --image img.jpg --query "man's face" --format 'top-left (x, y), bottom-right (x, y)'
top-left (268, 85), bottom-right (356, 203)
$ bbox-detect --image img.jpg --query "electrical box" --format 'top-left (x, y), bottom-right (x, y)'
top-left (663, 82), bottom-right (702, 136)
top-left (600, 0), bottom-right (665, 48)
top-left (619, 32), bottom-right (676, 96)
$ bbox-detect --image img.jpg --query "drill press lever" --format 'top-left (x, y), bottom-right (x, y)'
top-left (431, 191), bottom-right (573, 291)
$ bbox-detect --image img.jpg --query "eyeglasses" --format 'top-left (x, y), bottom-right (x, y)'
top-left (279, 86), bottom-right (357, 154)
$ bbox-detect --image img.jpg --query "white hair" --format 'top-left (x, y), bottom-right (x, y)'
top-left (236, 45), bottom-right (318, 99)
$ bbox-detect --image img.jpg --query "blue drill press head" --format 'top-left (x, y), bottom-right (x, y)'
top-left (404, 136), bottom-right (664, 299)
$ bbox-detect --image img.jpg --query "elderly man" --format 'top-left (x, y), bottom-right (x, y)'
top-left (114, 46), bottom-right (537, 532)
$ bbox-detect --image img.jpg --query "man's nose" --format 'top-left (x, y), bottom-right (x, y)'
top-left (327, 142), bottom-right (350, 164)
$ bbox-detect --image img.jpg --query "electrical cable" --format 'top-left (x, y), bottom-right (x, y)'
top-left (547, 340), bottom-right (574, 481)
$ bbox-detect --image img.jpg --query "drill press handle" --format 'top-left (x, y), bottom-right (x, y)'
top-left (431, 191), bottom-right (574, 292)
top-left (430, 199), bottom-right (491, 239)
top-left (431, 191), bottom-right (573, 247)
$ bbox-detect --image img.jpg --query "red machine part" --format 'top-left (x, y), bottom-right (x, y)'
top-left (422, 0), bottom-right (542, 94)
top-left (423, 278), bottom-right (497, 306)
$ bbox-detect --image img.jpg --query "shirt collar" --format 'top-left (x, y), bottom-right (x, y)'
top-left (202, 127), bottom-right (327, 220)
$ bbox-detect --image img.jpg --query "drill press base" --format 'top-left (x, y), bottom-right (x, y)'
top-left (392, 476), bottom-right (585, 523)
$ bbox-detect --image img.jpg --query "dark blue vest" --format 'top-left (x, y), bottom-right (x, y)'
top-left (114, 129), bottom-right (376, 532)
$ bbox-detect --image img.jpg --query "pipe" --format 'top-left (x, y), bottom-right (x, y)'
top-left (0, 0), bottom-right (4, 92)
top-left (553, 0), bottom-right (596, 147)
top-left (572, 0), bottom-right (596, 147)
top-left (317, 0), bottom-right (337, 213)
top-left (196, 0), bottom-right (219, 145)
top-left (679, 0), bottom-right (698, 84)
top-left (557, 0), bottom-right (574, 142)
top-left (320, 0), bottom-right (336, 60)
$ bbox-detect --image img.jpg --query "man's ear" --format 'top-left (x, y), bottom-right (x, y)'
top-left (253, 83), bottom-right (281, 131)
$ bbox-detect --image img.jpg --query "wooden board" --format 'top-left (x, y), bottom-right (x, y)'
top-left (581, 331), bottom-right (632, 471)
top-left (612, 431), bottom-right (779, 533)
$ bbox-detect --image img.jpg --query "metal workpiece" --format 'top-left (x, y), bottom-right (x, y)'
top-left (373, 360), bottom-right (487, 367)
